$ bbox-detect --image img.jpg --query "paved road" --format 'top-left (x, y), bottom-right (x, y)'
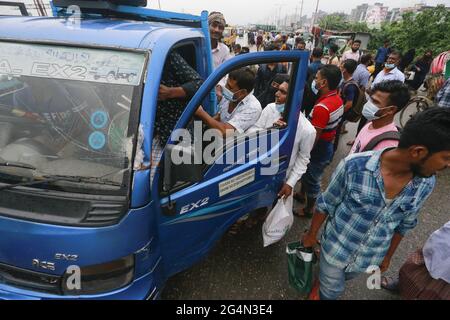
top-left (161, 75), bottom-right (450, 301)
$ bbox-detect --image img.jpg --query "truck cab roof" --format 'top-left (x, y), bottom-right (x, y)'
top-left (0, 16), bottom-right (198, 50)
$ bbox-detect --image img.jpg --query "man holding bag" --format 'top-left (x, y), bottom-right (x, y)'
top-left (302, 108), bottom-right (450, 300)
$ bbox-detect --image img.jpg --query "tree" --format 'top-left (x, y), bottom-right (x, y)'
top-left (319, 13), bottom-right (348, 31)
top-left (368, 6), bottom-right (450, 57)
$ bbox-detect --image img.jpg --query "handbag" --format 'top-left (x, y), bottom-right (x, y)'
top-left (286, 241), bottom-right (317, 294)
top-left (262, 196), bottom-right (294, 247)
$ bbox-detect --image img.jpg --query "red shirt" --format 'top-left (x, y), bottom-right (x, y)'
top-left (309, 90), bottom-right (344, 142)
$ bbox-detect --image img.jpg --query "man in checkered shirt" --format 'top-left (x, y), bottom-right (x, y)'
top-left (302, 107), bottom-right (450, 300)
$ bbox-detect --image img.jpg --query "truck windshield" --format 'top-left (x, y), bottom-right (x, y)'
top-left (0, 42), bottom-right (147, 194)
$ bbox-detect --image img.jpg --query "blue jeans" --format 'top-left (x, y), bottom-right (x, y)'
top-left (301, 140), bottom-right (334, 198)
top-left (319, 250), bottom-right (361, 300)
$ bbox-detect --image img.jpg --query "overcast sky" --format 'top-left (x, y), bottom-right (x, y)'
top-left (147, 0), bottom-right (450, 25)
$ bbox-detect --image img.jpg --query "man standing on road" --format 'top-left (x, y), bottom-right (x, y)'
top-left (353, 54), bottom-right (373, 90)
top-left (350, 80), bottom-right (410, 154)
top-left (209, 12), bottom-right (232, 69)
top-left (372, 51), bottom-right (405, 88)
top-left (374, 40), bottom-right (392, 78)
top-left (302, 107), bottom-right (450, 300)
top-left (308, 48), bottom-right (324, 79)
top-left (195, 68), bottom-right (261, 137)
top-left (341, 40), bottom-right (362, 63)
top-left (295, 65), bottom-right (344, 217)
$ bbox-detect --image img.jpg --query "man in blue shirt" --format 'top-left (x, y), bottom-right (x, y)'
top-left (374, 40), bottom-right (391, 78)
top-left (308, 48), bottom-right (324, 79)
top-left (302, 107), bottom-right (450, 300)
top-left (353, 54), bottom-right (373, 89)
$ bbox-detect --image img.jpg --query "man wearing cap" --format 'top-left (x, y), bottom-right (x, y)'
top-left (208, 11), bottom-right (232, 69)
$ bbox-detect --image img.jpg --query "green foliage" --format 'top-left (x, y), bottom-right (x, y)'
top-left (319, 13), bottom-right (348, 31)
top-left (368, 6), bottom-right (450, 57)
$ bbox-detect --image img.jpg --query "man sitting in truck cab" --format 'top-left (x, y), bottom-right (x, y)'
top-left (155, 50), bottom-right (204, 146)
top-left (195, 67), bottom-right (262, 137)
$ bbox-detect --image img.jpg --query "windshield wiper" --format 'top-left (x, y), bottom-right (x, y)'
top-left (0, 161), bottom-right (36, 170)
top-left (0, 174), bottom-right (122, 191)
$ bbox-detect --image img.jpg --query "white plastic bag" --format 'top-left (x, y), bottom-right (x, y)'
top-left (262, 196), bottom-right (294, 247)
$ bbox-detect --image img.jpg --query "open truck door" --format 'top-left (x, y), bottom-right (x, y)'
top-left (153, 50), bottom-right (310, 276)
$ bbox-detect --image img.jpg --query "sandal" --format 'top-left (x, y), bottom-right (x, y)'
top-left (381, 276), bottom-right (400, 292)
top-left (346, 140), bottom-right (355, 146)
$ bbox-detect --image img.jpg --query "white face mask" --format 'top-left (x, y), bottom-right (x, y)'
top-left (362, 100), bottom-right (391, 121)
top-left (275, 103), bottom-right (285, 113)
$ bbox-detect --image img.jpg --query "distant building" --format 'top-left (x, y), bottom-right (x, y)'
top-left (386, 8), bottom-right (401, 23)
top-left (350, 3), bottom-right (369, 22)
top-left (0, 0), bottom-right (51, 16)
top-left (365, 3), bottom-right (389, 28)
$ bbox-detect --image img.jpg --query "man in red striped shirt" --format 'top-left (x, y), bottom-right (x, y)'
top-left (295, 65), bottom-right (344, 217)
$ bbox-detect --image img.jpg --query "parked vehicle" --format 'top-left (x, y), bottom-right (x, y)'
top-left (0, 0), bottom-right (309, 300)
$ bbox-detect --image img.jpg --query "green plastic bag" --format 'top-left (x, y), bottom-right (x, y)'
top-left (286, 241), bottom-right (317, 294)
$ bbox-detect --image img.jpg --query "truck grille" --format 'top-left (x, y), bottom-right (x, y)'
top-left (84, 203), bottom-right (126, 225)
top-left (0, 263), bottom-right (62, 295)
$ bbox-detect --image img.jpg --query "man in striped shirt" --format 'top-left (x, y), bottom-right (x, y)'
top-left (295, 65), bottom-right (344, 217)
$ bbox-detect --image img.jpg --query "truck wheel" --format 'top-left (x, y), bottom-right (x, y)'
top-left (127, 74), bottom-right (135, 83)
top-left (107, 72), bottom-right (116, 82)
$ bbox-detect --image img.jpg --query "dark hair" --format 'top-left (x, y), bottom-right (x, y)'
top-left (353, 39), bottom-right (361, 44)
top-left (312, 47), bottom-right (323, 58)
top-left (265, 43), bottom-right (277, 51)
top-left (342, 59), bottom-right (358, 74)
top-left (372, 80), bottom-right (410, 112)
top-left (318, 65), bottom-right (342, 90)
top-left (295, 37), bottom-right (305, 45)
top-left (360, 53), bottom-right (372, 65)
top-left (273, 73), bottom-right (290, 85)
top-left (389, 50), bottom-right (402, 60)
top-left (329, 44), bottom-right (339, 54)
top-left (229, 67), bottom-right (256, 93)
top-left (398, 107), bottom-right (450, 154)
top-left (384, 39), bottom-right (390, 44)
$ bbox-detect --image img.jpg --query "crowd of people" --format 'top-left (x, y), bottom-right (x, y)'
top-left (153, 11), bottom-right (450, 300)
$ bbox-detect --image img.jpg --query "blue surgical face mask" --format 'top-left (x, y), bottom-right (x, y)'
top-left (362, 100), bottom-right (390, 121)
top-left (311, 80), bottom-right (319, 95)
top-left (222, 86), bottom-right (242, 103)
top-left (275, 103), bottom-right (285, 113)
top-left (385, 63), bottom-right (396, 70)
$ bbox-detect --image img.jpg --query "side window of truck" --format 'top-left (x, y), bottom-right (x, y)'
top-left (159, 59), bottom-right (296, 194)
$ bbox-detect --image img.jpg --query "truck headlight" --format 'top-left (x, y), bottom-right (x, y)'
top-left (61, 255), bottom-right (134, 296)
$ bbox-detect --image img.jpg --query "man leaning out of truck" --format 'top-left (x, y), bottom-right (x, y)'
top-left (195, 67), bottom-right (262, 137)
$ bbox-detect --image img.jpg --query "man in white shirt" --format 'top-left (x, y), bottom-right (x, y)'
top-left (252, 81), bottom-right (316, 208)
top-left (195, 68), bottom-right (261, 136)
top-left (208, 12), bottom-right (232, 69)
top-left (341, 39), bottom-right (362, 63)
top-left (248, 81), bottom-right (288, 132)
top-left (372, 51), bottom-right (405, 89)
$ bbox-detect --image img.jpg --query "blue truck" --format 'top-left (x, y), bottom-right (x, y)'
top-left (0, 0), bottom-right (309, 299)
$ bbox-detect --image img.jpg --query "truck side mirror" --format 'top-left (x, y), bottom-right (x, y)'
top-left (163, 144), bottom-right (203, 193)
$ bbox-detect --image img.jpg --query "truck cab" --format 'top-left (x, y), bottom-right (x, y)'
top-left (0, 1), bottom-right (309, 300)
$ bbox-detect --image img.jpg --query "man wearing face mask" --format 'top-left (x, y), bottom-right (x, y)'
top-left (248, 76), bottom-right (290, 132)
top-left (354, 51), bottom-right (406, 137)
top-left (294, 65), bottom-right (344, 217)
top-left (303, 107), bottom-right (450, 300)
top-left (195, 67), bottom-right (261, 137)
top-left (372, 51), bottom-right (405, 89)
top-left (350, 81), bottom-right (410, 154)
top-left (209, 12), bottom-right (232, 69)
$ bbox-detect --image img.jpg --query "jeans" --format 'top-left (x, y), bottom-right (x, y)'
top-left (301, 140), bottom-right (334, 198)
top-left (319, 250), bottom-right (361, 300)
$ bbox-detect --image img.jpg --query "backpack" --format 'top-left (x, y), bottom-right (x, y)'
top-left (342, 80), bottom-right (366, 123)
top-left (361, 130), bottom-right (401, 152)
